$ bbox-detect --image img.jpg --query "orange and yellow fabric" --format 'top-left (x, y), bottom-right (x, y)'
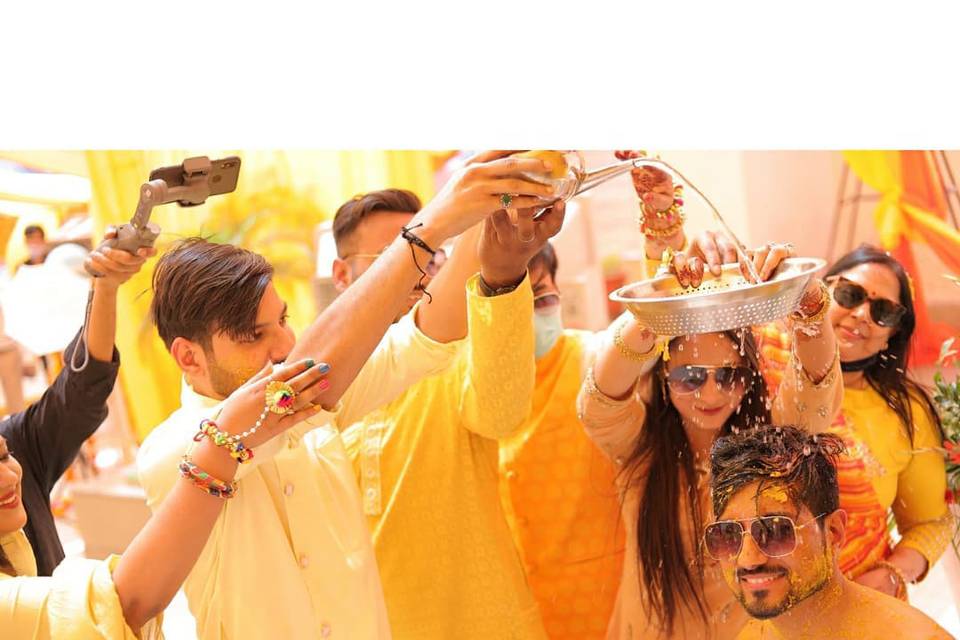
top-left (843, 150), bottom-right (960, 365)
top-left (499, 330), bottom-right (624, 640)
top-left (754, 324), bottom-right (954, 583)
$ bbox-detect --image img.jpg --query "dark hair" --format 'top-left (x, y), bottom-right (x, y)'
top-left (622, 330), bottom-right (770, 636)
top-left (826, 244), bottom-right (943, 444)
top-left (710, 425), bottom-right (845, 521)
top-left (23, 225), bottom-right (44, 238)
top-left (528, 241), bottom-right (559, 280)
top-left (150, 238), bottom-right (274, 350)
top-left (332, 189), bottom-right (421, 255)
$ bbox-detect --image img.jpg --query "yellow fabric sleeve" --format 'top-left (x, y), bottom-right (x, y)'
top-left (893, 397), bottom-right (956, 575)
top-left (0, 555), bottom-right (162, 639)
top-left (458, 272), bottom-right (535, 440)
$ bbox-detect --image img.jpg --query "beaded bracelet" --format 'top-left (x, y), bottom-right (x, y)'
top-left (614, 320), bottom-right (663, 363)
top-left (194, 419), bottom-right (255, 463)
top-left (179, 455), bottom-right (238, 499)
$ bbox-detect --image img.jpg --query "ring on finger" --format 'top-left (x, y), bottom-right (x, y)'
top-left (266, 380), bottom-right (298, 415)
top-left (500, 193), bottom-right (514, 208)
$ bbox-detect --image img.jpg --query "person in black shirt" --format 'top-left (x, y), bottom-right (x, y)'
top-left (0, 228), bottom-right (154, 575)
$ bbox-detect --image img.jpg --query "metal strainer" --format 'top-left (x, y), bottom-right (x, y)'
top-left (609, 258), bottom-right (826, 335)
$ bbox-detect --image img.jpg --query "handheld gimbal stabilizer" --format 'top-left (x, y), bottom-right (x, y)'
top-left (86, 155), bottom-right (241, 275)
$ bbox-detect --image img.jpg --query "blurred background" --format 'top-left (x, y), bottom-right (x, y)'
top-left (0, 149), bottom-right (957, 636)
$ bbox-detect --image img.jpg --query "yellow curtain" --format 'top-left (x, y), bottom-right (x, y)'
top-left (86, 150), bottom-right (441, 442)
top-left (842, 151), bottom-right (960, 256)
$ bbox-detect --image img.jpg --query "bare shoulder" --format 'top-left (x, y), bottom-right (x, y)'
top-left (850, 582), bottom-right (953, 639)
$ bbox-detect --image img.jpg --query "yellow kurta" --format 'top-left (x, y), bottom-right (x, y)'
top-left (840, 386), bottom-right (954, 574)
top-left (499, 330), bottom-right (625, 640)
top-left (753, 324), bottom-right (954, 579)
top-left (341, 274), bottom-right (544, 640)
top-left (137, 310), bottom-right (459, 640)
top-left (576, 339), bottom-right (843, 640)
top-left (0, 530), bottom-right (162, 639)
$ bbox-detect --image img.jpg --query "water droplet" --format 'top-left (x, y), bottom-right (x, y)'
top-left (802, 445), bottom-right (812, 456)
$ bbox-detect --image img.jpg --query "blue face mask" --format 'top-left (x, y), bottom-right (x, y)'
top-left (534, 307), bottom-right (564, 359)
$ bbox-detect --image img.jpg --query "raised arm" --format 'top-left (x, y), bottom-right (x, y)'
top-left (286, 153), bottom-right (555, 406)
top-left (577, 318), bottom-right (660, 463)
top-left (614, 150), bottom-right (687, 262)
top-left (83, 227), bottom-right (156, 362)
top-left (415, 151), bottom-right (552, 344)
top-left (0, 234), bottom-right (152, 492)
top-left (459, 201), bottom-right (567, 439)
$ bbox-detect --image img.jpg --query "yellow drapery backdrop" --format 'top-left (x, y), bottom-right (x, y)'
top-left (86, 150), bottom-right (441, 442)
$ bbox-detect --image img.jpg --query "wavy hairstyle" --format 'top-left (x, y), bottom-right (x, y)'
top-left (621, 330), bottom-right (771, 636)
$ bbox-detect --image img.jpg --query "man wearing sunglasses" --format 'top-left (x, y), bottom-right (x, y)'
top-left (330, 165), bottom-right (568, 638)
top-left (707, 425), bottom-right (950, 639)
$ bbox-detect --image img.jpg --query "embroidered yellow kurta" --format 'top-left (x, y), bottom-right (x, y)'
top-left (0, 530), bottom-right (162, 639)
top-left (754, 325), bottom-right (954, 579)
top-left (341, 274), bottom-right (544, 640)
top-left (576, 338), bottom-right (843, 640)
top-left (498, 329), bottom-right (624, 640)
top-left (839, 386), bottom-right (954, 575)
top-left (137, 310), bottom-right (457, 640)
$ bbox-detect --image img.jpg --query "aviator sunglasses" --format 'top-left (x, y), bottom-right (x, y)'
top-left (666, 365), bottom-right (753, 395)
top-left (703, 513), bottom-right (826, 561)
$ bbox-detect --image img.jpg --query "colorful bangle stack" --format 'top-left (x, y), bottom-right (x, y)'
top-left (193, 418), bottom-right (255, 463)
top-left (179, 455), bottom-right (237, 499)
top-left (639, 185), bottom-right (686, 238)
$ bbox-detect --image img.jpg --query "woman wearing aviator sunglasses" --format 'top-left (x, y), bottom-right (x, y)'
top-left (691, 237), bottom-right (952, 602)
top-left (576, 246), bottom-right (842, 640)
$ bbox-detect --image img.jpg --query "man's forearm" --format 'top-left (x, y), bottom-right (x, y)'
top-left (415, 223), bottom-right (483, 344)
top-left (287, 226), bottom-right (442, 405)
top-left (86, 279), bottom-right (119, 362)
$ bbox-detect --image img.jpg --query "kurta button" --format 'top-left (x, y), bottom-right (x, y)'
top-left (320, 622), bottom-right (332, 637)
top-left (505, 470), bottom-right (518, 480)
top-left (299, 554), bottom-right (310, 569)
top-left (284, 483), bottom-right (295, 497)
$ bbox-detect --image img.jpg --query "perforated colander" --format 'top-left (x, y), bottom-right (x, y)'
top-left (609, 258), bottom-right (826, 335)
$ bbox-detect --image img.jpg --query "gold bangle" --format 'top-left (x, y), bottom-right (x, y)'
top-left (614, 320), bottom-right (662, 363)
top-left (874, 560), bottom-right (909, 598)
top-left (639, 215), bottom-right (685, 239)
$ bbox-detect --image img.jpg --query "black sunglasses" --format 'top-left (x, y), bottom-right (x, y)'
top-left (829, 277), bottom-right (906, 329)
top-left (703, 513), bottom-right (825, 561)
top-left (666, 365), bottom-right (753, 395)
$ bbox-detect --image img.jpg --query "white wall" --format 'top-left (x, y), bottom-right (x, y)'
top-left (556, 150), bottom-right (960, 329)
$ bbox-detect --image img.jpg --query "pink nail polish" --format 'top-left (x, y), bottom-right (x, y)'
top-left (318, 379), bottom-right (330, 391)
